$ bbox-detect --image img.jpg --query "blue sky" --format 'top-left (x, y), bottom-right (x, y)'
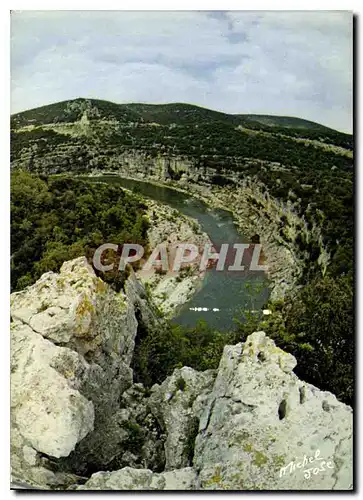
top-left (11, 11), bottom-right (352, 132)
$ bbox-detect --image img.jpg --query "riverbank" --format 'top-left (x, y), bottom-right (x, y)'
top-left (138, 199), bottom-right (211, 318)
top-left (86, 171), bottom-right (305, 301)
top-left (82, 174), bottom-right (270, 329)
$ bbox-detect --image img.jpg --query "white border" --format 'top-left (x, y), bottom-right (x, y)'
top-left (5, 2), bottom-right (360, 11)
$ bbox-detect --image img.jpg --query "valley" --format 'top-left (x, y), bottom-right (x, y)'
top-left (10, 98), bottom-right (354, 490)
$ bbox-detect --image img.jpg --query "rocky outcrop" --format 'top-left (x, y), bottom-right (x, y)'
top-left (10, 257), bottom-right (161, 487)
top-left (193, 331), bottom-right (353, 490)
top-left (137, 199), bottom-right (210, 317)
top-left (11, 257), bottom-right (138, 365)
top-left (75, 331), bottom-right (353, 491)
top-left (76, 466), bottom-right (197, 490)
top-left (149, 367), bottom-right (216, 470)
top-left (10, 260), bottom-right (353, 491)
top-left (11, 321), bottom-right (94, 488)
top-left (73, 333), bottom-right (353, 491)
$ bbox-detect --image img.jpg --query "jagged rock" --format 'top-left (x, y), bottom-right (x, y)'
top-left (193, 331), bottom-right (353, 490)
top-left (10, 321), bottom-right (94, 488)
top-left (149, 367), bottom-right (216, 470)
top-left (76, 466), bottom-right (197, 490)
top-left (11, 257), bottom-right (137, 366)
top-left (10, 259), bottom-right (353, 493)
top-left (11, 322), bottom-right (94, 458)
top-left (73, 331), bottom-right (353, 491)
top-left (10, 257), bottom-right (150, 487)
top-left (124, 271), bottom-right (163, 331)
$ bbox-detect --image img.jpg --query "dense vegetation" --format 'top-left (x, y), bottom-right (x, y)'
top-left (11, 171), bottom-right (149, 291)
top-left (261, 275), bottom-right (354, 404)
top-left (11, 99), bottom-right (353, 279)
top-left (131, 319), bottom-right (240, 388)
top-left (10, 98), bottom-right (354, 406)
top-left (131, 273), bottom-right (353, 406)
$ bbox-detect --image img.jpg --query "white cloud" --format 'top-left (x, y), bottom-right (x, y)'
top-left (11, 10), bottom-right (352, 132)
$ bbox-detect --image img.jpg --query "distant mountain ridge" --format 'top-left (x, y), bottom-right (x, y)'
top-left (237, 114), bottom-right (341, 132)
top-left (11, 98), bottom-right (349, 136)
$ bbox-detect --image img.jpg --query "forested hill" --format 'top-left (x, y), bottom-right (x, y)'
top-left (10, 98), bottom-right (353, 173)
top-left (237, 113), bottom-right (341, 131)
top-left (12, 97), bottom-right (351, 137)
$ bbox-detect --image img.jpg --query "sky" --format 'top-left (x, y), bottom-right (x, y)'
top-left (11, 10), bottom-right (353, 133)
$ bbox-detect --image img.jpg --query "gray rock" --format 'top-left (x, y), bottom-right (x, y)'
top-left (149, 366), bottom-right (216, 470)
top-left (77, 466), bottom-right (197, 490)
top-left (194, 331), bottom-right (353, 490)
top-left (11, 257), bottom-right (138, 366)
top-left (10, 258), bottom-right (353, 492)
top-left (10, 257), bottom-right (147, 487)
top-left (11, 322), bottom-right (94, 458)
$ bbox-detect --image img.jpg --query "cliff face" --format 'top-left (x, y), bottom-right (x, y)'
top-left (10, 258), bottom-right (353, 491)
top-left (115, 162), bottom-right (314, 301)
top-left (89, 153), bottom-right (327, 300)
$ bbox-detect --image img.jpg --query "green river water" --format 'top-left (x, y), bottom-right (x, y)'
top-left (87, 175), bottom-right (269, 331)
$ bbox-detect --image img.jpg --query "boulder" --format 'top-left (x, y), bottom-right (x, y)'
top-left (149, 366), bottom-right (216, 470)
top-left (11, 257), bottom-right (138, 366)
top-left (11, 322), bottom-right (93, 488)
top-left (11, 322), bottom-right (94, 459)
top-left (194, 332), bottom-right (353, 490)
top-left (10, 257), bottom-right (141, 487)
top-left (76, 466), bottom-right (197, 490)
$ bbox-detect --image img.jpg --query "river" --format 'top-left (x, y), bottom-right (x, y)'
top-left (85, 175), bottom-right (269, 331)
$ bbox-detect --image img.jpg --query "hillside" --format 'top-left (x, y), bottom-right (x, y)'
top-left (10, 98), bottom-right (353, 172)
top-left (12, 97), bottom-right (351, 137)
top-left (239, 113), bottom-right (338, 131)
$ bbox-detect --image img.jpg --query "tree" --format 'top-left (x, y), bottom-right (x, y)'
top-left (255, 275), bottom-right (353, 405)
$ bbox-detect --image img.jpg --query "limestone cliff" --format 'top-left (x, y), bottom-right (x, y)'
top-left (92, 157), bottom-right (326, 301)
top-left (10, 257), bottom-right (164, 487)
top-left (10, 258), bottom-right (353, 490)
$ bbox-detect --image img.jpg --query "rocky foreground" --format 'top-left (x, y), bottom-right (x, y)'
top-left (10, 257), bottom-right (353, 490)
